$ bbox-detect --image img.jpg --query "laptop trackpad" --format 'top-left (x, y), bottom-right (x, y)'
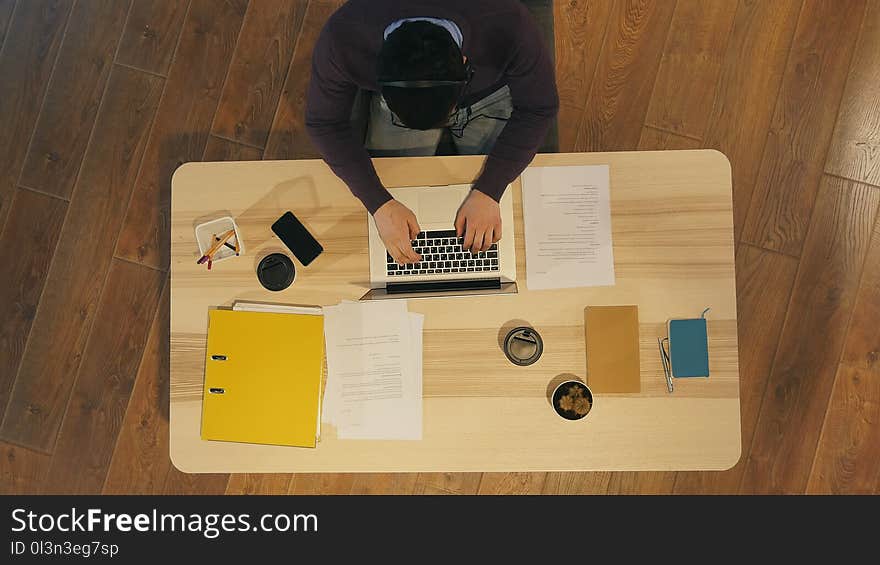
top-left (418, 190), bottom-right (459, 225)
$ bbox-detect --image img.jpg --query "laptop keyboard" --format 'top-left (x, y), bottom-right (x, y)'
top-left (386, 229), bottom-right (499, 276)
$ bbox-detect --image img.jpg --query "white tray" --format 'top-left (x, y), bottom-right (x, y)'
top-left (194, 216), bottom-right (244, 263)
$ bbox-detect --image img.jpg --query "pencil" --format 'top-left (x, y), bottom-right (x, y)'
top-left (197, 229), bottom-right (235, 264)
top-left (215, 235), bottom-right (237, 253)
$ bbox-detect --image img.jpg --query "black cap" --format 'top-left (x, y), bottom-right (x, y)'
top-left (503, 327), bottom-right (543, 366)
top-left (257, 253), bottom-right (295, 292)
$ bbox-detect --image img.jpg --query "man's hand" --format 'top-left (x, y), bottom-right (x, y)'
top-left (454, 189), bottom-right (501, 252)
top-left (374, 199), bottom-right (422, 265)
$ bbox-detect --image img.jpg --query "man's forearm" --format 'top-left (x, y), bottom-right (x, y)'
top-left (305, 118), bottom-right (393, 214)
top-left (305, 29), bottom-right (393, 216)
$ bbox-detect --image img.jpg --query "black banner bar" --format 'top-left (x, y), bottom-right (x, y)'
top-left (0, 495), bottom-right (872, 561)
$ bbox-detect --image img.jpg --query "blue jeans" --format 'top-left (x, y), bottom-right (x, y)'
top-left (365, 85), bottom-right (513, 157)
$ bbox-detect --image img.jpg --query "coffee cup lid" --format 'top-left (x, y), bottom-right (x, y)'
top-left (257, 253), bottom-right (295, 291)
top-left (503, 326), bottom-right (543, 366)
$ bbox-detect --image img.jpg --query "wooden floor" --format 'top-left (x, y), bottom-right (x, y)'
top-left (1, 0), bottom-right (878, 495)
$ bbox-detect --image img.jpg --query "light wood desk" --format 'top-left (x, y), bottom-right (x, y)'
top-left (170, 151), bottom-right (740, 473)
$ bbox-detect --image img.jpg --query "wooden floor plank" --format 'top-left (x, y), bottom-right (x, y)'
top-left (349, 473), bottom-right (419, 495)
top-left (414, 473), bottom-right (483, 495)
top-left (605, 472), bottom-right (677, 495)
top-left (842, 217), bottom-right (880, 370)
top-left (807, 364), bottom-right (880, 493)
top-left (288, 473), bottom-right (356, 495)
top-left (0, 66), bottom-right (163, 452)
top-left (103, 275), bottom-right (170, 495)
top-left (742, 176), bottom-right (880, 493)
top-left (637, 126), bottom-right (701, 150)
top-left (702, 0), bottom-right (803, 238)
top-left (553, 0), bottom-right (612, 112)
top-left (675, 244), bottom-right (798, 493)
top-left (478, 473), bottom-right (547, 495)
top-left (644, 0), bottom-right (738, 139)
top-left (0, 0), bottom-right (73, 234)
top-left (263, 0), bottom-right (344, 160)
top-left (742, 0), bottom-right (866, 256)
top-left (0, 441), bottom-right (50, 494)
top-left (541, 472), bottom-right (610, 494)
top-left (806, 219), bottom-right (880, 493)
top-left (557, 103), bottom-right (585, 152)
top-left (204, 134), bottom-right (263, 161)
top-left (116, 0), bottom-right (190, 76)
top-left (212, 0), bottom-right (307, 149)
top-left (43, 260), bottom-right (166, 494)
top-left (0, 0), bottom-right (16, 49)
top-left (411, 484), bottom-right (460, 495)
top-left (553, 0), bottom-right (614, 145)
top-left (825, 0), bottom-right (880, 188)
top-left (0, 189), bottom-right (67, 424)
top-left (226, 474), bottom-right (294, 495)
top-left (163, 467), bottom-right (229, 495)
top-left (18, 0), bottom-right (130, 199)
top-left (114, 0), bottom-right (248, 271)
top-left (573, 0), bottom-right (676, 152)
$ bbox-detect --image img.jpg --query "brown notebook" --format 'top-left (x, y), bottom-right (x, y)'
top-left (584, 306), bottom-right (641, 393)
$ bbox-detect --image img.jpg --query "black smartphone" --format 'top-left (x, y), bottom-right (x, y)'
top-left (270, 211), bottom-right (323, 266)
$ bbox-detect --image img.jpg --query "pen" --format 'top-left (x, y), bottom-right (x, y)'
top-left (198, 229), bottom-right (235, 265)
top-left (658, 337), bottom-right (673, 393)
top-left (215, 235), bottom-right (239, 254)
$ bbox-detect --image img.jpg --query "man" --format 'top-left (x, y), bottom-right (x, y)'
top-left (305, 0), bottom-right (558, 264)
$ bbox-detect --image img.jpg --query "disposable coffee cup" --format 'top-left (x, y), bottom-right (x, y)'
top-left (257, 253), bottom-right (295, 291)
top-left (503, 326), bottom-right (543, 366)
top-left (551, 379), bottom-right (593, 420)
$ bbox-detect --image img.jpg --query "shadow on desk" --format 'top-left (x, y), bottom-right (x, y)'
top-left (190, 173), bottom-right (363, 275)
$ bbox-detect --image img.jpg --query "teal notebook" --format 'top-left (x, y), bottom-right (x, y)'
top-left (668, 318), bottom-right (709, 378)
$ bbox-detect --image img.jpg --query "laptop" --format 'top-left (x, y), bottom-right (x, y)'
top-left (362, 184), bottom-right (518, 300)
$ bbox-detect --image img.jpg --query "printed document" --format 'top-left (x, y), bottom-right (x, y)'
top-left (322, 300), bottom-right (422, 440)
top-left (521, 164), bottom-right (615, 289)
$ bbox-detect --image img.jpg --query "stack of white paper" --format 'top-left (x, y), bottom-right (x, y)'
top-left (322, 300), bottom-right (423, 440)
top-left (521, 164), bottom-right (615, 289)
top-left (232, 301), bottom-right (322, 315)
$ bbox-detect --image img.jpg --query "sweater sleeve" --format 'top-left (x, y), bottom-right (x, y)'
top-left (472, 6), bottom-right (559, 201)
top-left (305, 24), bottom-right (393, 215)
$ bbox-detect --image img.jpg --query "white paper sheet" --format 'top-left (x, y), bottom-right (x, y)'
top-left (232, 301), bottom-right (322, 315)
top-left (322, 301), bottom-right (423, 440)
top-left (521, 164), bottom-right (615, 289)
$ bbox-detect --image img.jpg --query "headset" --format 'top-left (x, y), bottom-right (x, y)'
top-left (377, 59), bottom-right (474, 90)
top-left (378, 60), bottom-right (479, 131)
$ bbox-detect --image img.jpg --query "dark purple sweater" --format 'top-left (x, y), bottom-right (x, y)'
top-left (305, 0), bottom-right (559, 214)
